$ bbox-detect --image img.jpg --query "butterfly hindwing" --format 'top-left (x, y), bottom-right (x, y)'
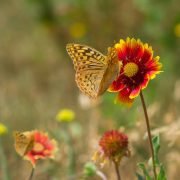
top-left (98, 47), bottom-right (122, 95)
top-left (75, 69), bottom-right (105, 98)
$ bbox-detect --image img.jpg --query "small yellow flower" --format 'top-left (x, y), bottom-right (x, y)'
top-left (56, 109), bottom-right (75, 122)
top-left (69, 22), bottom-right (86, 39)
top-left (0, 123), bottom-right (8, 135)
top-left (174, 23), bottom-right (180, 37)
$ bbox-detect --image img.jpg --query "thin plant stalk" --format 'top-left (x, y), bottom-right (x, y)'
top-left (28, 167), bottom-right (35, 180)
top-left (0, 137), bottom-right (10, 180)
top-left (96, 170), bottom-right (107, 180)
top-left (61, 124), bottom-right (76, 177)
top-left (67, 135), bottom-right (76, 176)
top-left (113, 162), bottom-right (121, 180)
top-left (140, 91), bottom-right (157, 180)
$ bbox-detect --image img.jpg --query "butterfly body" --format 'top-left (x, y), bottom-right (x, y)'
top-left (66, 44), bottom-right (121, 98)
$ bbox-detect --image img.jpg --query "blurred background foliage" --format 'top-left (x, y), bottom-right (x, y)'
top-left (0, 0), bottom-right (179, 179)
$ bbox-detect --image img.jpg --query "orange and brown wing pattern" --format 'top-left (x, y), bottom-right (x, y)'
top-left (14, 131), bottom-right (34, 156)
top-left (66, 43), bottom-right (107, 98)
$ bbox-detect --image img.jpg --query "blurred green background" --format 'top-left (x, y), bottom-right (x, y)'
top-left (0, 0), bottom-right (179, 179)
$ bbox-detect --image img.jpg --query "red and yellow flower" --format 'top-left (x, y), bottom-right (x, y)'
top-left (25, 131), bottom-right (57, 166)
top-left (93, 130), bottom-right (130, 165)
top-left (14, 130), bottom-right (58, 167)
top-left (108, 37), bottom-right (162, 106)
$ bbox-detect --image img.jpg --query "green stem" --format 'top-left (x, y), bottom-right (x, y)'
top-left (114, 162), bottom-right (121, 180)
top-left (140, 91), bottom-right (157, 180)
top-left (61, 124), bottom-right (76, 177)
top-left (66, 131), bottom-right (76, 176)
top-left (28, 167), bottom-right (35, 180)
top-left (0, 137), bottom-right (10, 180)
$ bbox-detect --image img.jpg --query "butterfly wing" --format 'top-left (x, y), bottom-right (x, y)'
top-left (98, 47), bottom-right (122, 95)
top-left (75, 69), bottom-right (106, 98)
top-left (66, 44), bottom-right (108, 98)
top-left (14, 131), bottom-right (34, 156)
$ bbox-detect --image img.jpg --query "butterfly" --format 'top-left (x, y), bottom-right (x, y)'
top-left (66, 43), bottom-right (122, 98)
top-left (14, 131), bottom-right (34, 156)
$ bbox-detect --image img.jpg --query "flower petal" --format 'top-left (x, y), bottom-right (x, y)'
top-left (146, 56), bottom-right (162, 79)
top-left (129, 86), bottom-right (141, 99)
top-left (108, 80), bottom-right (124, 92)
top-left (24, 153), bottom-right (36, 167)
top-left (141, 45), bottom-right (153, 63)
top-left (116, 42), bottom-right (128, 60)
top-left (116, 88), bottom-right (134, 107)
top-left (141, 74), bottom-right (150, 89)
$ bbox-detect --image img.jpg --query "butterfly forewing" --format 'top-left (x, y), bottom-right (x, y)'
top-left (66, 44), bottom-right (108, 98)
top-left (66, 44), bottom-right (107, 69)
top-left (14, 131), bottom-right (34, 156)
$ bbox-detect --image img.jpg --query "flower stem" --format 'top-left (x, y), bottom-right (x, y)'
top-left (0, 137), bottom-right (10, 180)
top-left (114, 162), bottom-right (121, 180)
top-left (28, 167), bottom-right (35, 180)
top-left (96, 170), bottom-right (107, 180)
top-left (140, 91), bottom-right (157, 180)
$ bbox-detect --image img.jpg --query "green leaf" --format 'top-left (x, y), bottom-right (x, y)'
top-left (157, 164), bottom-right (167, 180)
top-left (138, 163), bottom-right (152, 180)
top-left (152, 135), bottom-right (160, 165)
top-left (152, 135), bottom-right (167, 180)
top-left (137, 135), bottom-right (167, 180)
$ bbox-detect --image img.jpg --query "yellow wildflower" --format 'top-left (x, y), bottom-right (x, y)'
top-left (69, 22), bottom-right (86, 39)
top-left (174, 23), bottom-right (180, 37)
top-left (0, 123), bottom-right (8, 135)
top-left (56, 109), bottom-right (75, 122)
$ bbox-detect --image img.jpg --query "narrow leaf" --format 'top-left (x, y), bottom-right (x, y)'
top-left (152, 135), bottom-right (160, 165)
top-left (157, 164), bottom-right (167, 180)
top-left (138, 163), bottom-right (152, 180)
